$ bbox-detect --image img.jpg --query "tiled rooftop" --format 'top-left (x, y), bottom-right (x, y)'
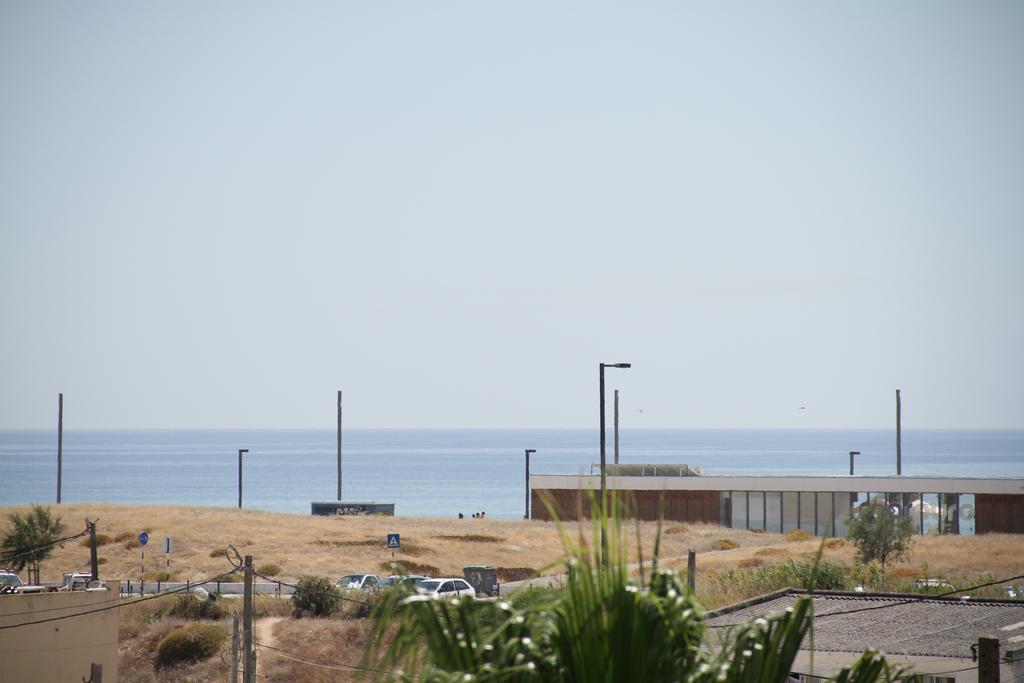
top-left (705, 589), bottom-right (1024, 659)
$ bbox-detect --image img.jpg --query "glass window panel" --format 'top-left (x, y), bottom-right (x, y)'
top-left (816, 492), bottom-right (834, 536)
top-left (782, 492), bottom-right (800, 533)
top-left (922, 494), bottom-right (940, 534)
top-left (719, 492), bottom-right (731, 527)
top-left (731, 491), bottom-right (748, 530)
top-left (799, 492), bottom-right (816, 532)
top-left (833, 493), bottom-right (852, 537)
top-left (749, 491), bottom-right (765, 531)
top-left (765, 492), bottom-right (782, 534)
top-left (940, 493), bottom-right (959, 534)
top-left (959, 494), bottom-right (975, 536)
top-left (902, 493), bottom-right (922, 533)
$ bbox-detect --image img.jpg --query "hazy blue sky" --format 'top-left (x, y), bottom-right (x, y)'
top-left (1, 2), bottom-right (1021, 429)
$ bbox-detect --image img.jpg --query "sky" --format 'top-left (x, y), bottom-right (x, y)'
top-left (1, 2), bottom-right (1021, 430)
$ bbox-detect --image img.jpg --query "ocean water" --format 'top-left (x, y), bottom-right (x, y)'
top-left (0, 429), bottom-right (1022, 519)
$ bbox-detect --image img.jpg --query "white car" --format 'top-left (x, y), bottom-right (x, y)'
top-left (415, 578), bottom-right (476, 599)
top-left (336, 573), bottom-right (382, 593)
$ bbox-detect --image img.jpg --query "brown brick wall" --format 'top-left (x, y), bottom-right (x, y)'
top-left (531, 488), bottom-right (720, 524)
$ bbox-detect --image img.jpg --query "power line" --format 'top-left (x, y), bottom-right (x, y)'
top-left (709, 573), bottom-right (1024, 628)
top-left (252, 571), bottom-right (375, 606)
top-left (0, 527), bottom-right (91, 564)
top-left (254, 641), bottom-right (396, 676)
top-left (0, 570), bottom-right (237, 631)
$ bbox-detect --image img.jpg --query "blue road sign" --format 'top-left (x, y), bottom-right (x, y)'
top-left (386, 533), bottom-right (400, 549)
top-left (138, 531), bottom-right (149, 546)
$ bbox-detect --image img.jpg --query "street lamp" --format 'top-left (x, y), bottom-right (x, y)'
top-left (849, 451), bottom-right (860, 476)
top-left (599, 362), bottom-right (631, 557)
top-left (524, 449), bottom-right (537, 519)
top-left (238, 448), bottom-right (249, 509)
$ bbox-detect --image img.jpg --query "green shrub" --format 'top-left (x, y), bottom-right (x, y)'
top-left (291, 575), bottom-right (342, 618)
top-left (168, 594), bottom-right (226, 620)
top-left (156, 623), bottom-right (227, 668)
top-left (846, 504), bottom-right (914, 567)
top-left (257, 563), bottom-right (282, 577)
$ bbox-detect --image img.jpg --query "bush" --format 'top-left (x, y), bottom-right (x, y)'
top-left (291, 575), bottom-right (342, 618)
top-left (784, 529), bottom-right (813, 542)
top-left (123, 539), bottom-right (140, 550)
top-left (496, 567), bottom-right (535, 582)
top-left (168, 594), bottom-right (226, 620)
top-left (209, 547), bottom-right (227, 558)
top-left (754, 547), bottom-right (788, 557)
top-left (664, 525), bottom-right (689, 535)
top-left (846, 504), bottom-right (914, 567)
top-left (738, 558), bottom-right (764, 568)
top-left (144, 571), bottom-right (177, 582)
top-left (711, 539), bottom-right (738, 551)
top-left (257, 563), bottom-right (282, 577)
top-left (824, 538), bottom-right (846, 550)
top-left (156, 623), bottom-right (227, 668)
top-left (114, 532), bottom-right (134, 543)
top-left (80, 533), bottom-right (112, 548)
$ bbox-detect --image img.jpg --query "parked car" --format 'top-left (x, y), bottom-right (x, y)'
top-left (0, 570), bottom-right (24, 594)
top-left (415, 578), bottom-right (476, 599)
top-left (336, 573), bottom-right (382, 593)
top-left (382, 574), bottom-right (430, 589)
top-left (59, 572), bottom-right (107, 591)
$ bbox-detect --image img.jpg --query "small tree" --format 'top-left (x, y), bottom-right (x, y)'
top-left (1, 505), bottom-right (66, 584)
top-left (846, 503), bottom-right (914, 567)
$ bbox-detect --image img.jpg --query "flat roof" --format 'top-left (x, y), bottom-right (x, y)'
top-left (530, 474), bottom-right (1024, 495)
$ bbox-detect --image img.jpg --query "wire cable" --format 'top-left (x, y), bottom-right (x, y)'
top-left (709, 573), bottom-right (1024, 628)
top-left (0, 528), bottom-right (91, 564)
top-left (252, 571), bottom-right (375, 606)
top-left (254, 641), bottom-right (396, 676)
top-left (0, 570), bottom-right (238, 631)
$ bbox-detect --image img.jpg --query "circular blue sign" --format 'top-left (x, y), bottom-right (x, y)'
top-left (138, 531), bottom-right (149, 546)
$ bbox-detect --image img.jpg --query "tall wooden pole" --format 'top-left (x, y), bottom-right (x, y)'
top-left (896, 389), bottom-right (902, 475)
top-left (337, 390), bottom-right (343, 501)
top-left (57, 392), bottom-right (63, 503)
top-left (978, 636), bottom-right (1000, 683)
top-left (243, 555), bottom-right (254, 683)
top-left (614, 389), bottom-right (620, 465)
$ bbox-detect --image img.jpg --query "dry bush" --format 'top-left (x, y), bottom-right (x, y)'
top-left (261, 617), bottom-right (375, 682)
top-left (380, 560), bottom-right (440, 576)
top-left (257, 563), bottom-right (282, 577)
top-left (784, 530), bottom-right (813, 542)
top-left (156, 623), bottom-right (227, 668)
top-left (123, 538), bottom-right (141, 550)
top-left (253, 595), bottom-right (294, 618)
top-left (433, 534), bottom-right (504, 543)
top-left (208, 547), bottom-right (226, 558)
top-left (738, 558), bottom-right (764, 568)
top-left (749, 528), bottom-right (767, 534)
top-left (824, 538), bottom-right (846, 550)
top-left (711, 539), bottom-right (738, 551)
top-left (887, 565), bottom-right (924, 579)
top-left (664, 525), bottom-right (689, 535)
top-left (144, 571), bottom-right (178, 582)
top-left (754, 547), bottom-right (788, 557)
top-left (114, 531), bottom-right (134, 543)
top-left (496, 566), bottom-right (536, 582)
top-left (81, 533), bottom-right (113, 547)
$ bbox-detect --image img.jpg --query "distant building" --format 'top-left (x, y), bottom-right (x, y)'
top-left (705, 589), bottom-right (1024, 682)
top-left (529, 469), bottom-right (1024, 535)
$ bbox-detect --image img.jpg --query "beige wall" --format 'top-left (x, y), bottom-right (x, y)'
top-left (0, 590), bottom-right (119, 683)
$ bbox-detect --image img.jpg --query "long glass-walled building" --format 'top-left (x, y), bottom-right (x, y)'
top-left (529, 471), bottom-right (1024, 535)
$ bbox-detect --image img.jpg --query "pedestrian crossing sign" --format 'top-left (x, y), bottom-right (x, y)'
top-left (387, 533), bottom-right (400, 549)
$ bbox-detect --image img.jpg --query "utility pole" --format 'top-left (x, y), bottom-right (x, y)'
top-left (896, 389), bottom-right (902, 475)
top-left (231, 613), bottom-right (240, 683)
top-left (978, 636), bottom-right (1000, 683)
top-left (88, 519), bottom-right (99, 582)
top-left (614, 389), bottom-right (620, 465)
top-left (687, 549), bottom-right (696, 593)
top-left (337, 390), bottom-right (343, 501)
top-left (57, 392), bottom-right (63, 504)
top-left (243, 555), bottom-right (254, 683)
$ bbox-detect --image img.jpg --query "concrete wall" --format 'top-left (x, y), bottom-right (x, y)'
top-left (0, 590), bottom-right (119, 683)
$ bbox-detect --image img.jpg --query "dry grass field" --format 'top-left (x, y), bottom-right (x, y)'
top-left (5, 503), bottom-right (1023, 682)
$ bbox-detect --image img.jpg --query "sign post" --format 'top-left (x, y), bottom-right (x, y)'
top-left (164, 537), bottom-right (173, 571)
top-left (387, 533), bottom-right (400, 562)
top-left (138, 531), bottom-right (149, 587)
